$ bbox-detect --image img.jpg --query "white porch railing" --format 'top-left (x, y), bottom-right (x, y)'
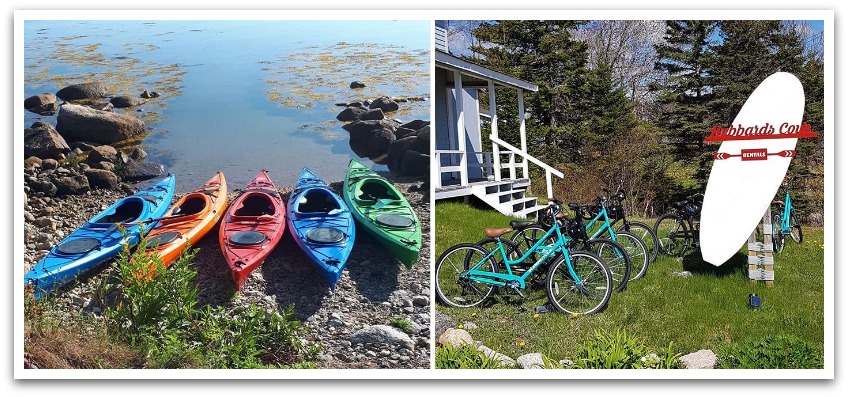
top-left (490, 135), bottom-right (564, 199)
top-left (434, 149), bottom-right (464, 189)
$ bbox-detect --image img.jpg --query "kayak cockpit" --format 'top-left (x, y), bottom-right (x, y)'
top-left (296, 189), bottom-right (342, 215)
top-left (89, 197), bottom-right (146, 226)
top-left (355, 179), bottom-right (400, 203)
top-left (234, 193), bottom-right (276, 217)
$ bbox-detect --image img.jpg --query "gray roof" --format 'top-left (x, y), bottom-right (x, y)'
top-left (436, 50), bottom-right (539, 92)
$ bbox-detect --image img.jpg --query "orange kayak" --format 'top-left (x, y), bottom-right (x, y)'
top-left (144, 172), bottom-right (228, 268)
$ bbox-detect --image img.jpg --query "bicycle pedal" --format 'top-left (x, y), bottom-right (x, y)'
top-left (510, 285), bottom-right (526, 300)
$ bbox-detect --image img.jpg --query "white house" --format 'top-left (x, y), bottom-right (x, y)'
top-left (433, 21), bottom-right (564, 218)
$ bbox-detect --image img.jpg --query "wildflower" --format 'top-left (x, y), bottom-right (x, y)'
top-left (457, 323), bottom-right (464, 329)
top-left (471, 312), bottom-right (477, 317)
top-left (533, 313), bottom-right (539, 318)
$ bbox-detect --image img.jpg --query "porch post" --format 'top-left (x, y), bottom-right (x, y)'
top-left (518, 89), bottom-right (529, 179)
top-left (454, 71), bottom-right (468, 186)
top-left (488, 80), bottom-right (501, 181)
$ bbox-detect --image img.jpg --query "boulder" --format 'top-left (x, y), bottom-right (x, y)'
top-left (361, 108), bottom-right (384, 121)
top-left (386, 136), bottom-right (416, 173)
top-left (110, 95), bottom-right (141, 108)
top-left (55, 175), bottom-right (89, 195)
top-left (344, 120), bottom-right (396, 159)
top-left (435, 311), bottom-right (455, 338)
top-left (478, 345), bottom-right (516, 368)
top-left (24, 156), bottom-right (42, 170)
top-left (84, 169), bottom-right (118, 189)
top-left (120, 162), bottom-right (164, 181)
top-left (56, 82), bottom-right (109, 101)
top-left (140, 90), bottom-right (151, 98)
top-left (394, 127), bottom-right (417, 140)
top-left (24, 93), bottom-right (58, 115)
top-left (129, 147), bottom-right (147, 161)
top-left (679, 349), bottom-right (717, 369)
top-left (347, 101), bottom-right (363, 108)
top-left (400, 151), bottom-right (428, 177)
top-left (516, 353), bottom-right (545, 369)
top-left (92, 161), bottom-right (116, 172)
top-left (29, 180), bottom-right (57, 196)
top-left (41, 159), bottom-right (59, 170)
top-left (437, 328), bottom-right (473, 348)
top-left (349, 81), bottom-right (366, 89)
top-left (399, 119), bottom-right (429, 131)
top-left (336, 107), bottom-right (367, 122)
top-left (24, 122), bottom-right (70, 159)
top-left (413, 126), bottom-right (430, 153)
top-left (70, 141), bottom-right (98, 152)
top-left (350, 325), bottom-right (414, 351)
top-left (56, 104), bottom-right (144, 144)
top-left (86, 145), bottom-right (118, 164)
top-left (368, 96), bottom-right (399, 113)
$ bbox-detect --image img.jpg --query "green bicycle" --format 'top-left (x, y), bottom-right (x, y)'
top-left (435, 200), bottom-right (613, 315)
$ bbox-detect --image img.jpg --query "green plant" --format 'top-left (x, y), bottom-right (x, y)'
top-left (389, 317), bottom-right (415, 334)
top-left (435, 344), bottom-right (513, 369)
top-left (717, 335), bottom-right (823, 369)
top-left (571, 328), bottom-right (680, 369)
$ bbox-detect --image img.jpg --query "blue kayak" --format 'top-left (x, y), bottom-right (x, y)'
top-left (25, 175), bottom-right (176, 298)
top-left (287, 168), bottom-right (355, 290)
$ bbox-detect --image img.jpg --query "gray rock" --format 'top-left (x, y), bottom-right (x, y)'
top-left (477, 345), bottom-right (516, 368)
top-left (35, 217), bottom-right (55, 229)
top-left (349, 81), bottom-right (366, 89)
top-left (350, 325), bottom-right (414, 351)
top-left (462, 321), bottom-right (477, 332)
top-left (413, 126), bottom-right (430, 153)
top-left (412, 295), bottom-right (429, 307)
top-left (70, 141), bottom-right (98, 152)
top-left (437, 328), bottom-right (472, 348)
top-left (517, 353), bottom-right (545, 369)
top-left (86, 145), bottom-right (118, 164)
top-left (347, 102), bottom-right (363, 108)
top-left (24, 122), bottom-right (70, 159)
top-left (394, 127), bottom-right (417, 140)
top-left (336, 106), bottom-right (367, 122)
top-left (41, 159), bottom-right (59, 170)
top-left (386, 136), bottom-right (416, 173)
top-left (673, 271), bottom-right (693, 277)
top-left (24, 156), bottom-right (42, 170)
top-left (361, 108), bottom-right (384, 121)
top-left (55, 175), bottom-right (90, 195)
top-left (398, 120), bottom-right (429, 131)
top-left (416, 336), bottom-right (429, 348)
top-left (110, 95), bottom-right (141, 108)
top-left (24, 212), bottom-right (35, 222)
top-left (149, 92), bottom-right (161, 98)
top-left (559, 359), bottom-right (574, 367)
top-left (129, 147), bottom-right (147, 161)
top-left (92, 161), bottom-right (115, 172)
top-left (402, 307), bottom-right (415, 314)
top-left (56, 104), bottom-right (144, 144)
top-left (400, 150), bottom-right (428, 177)
top-left (29, 180), bottom-right (57, 196)
top-left (364, 351), bottom-right (377, 358)
top-left (120, 162), bottom-right (164, 181)
top-left (435, 311), bottom-right (455, 338)
top-left (24, 93), bottom-right (59, 114)
top-left (329, 319), bottom-right (345, 328)
top-left (56, 82), bottom-right (109, 101)
top-left (85, 169), bottom-right (118, 189)
top-left (343, 120), bottom-right (396, 159)
top-left (679, 349), bottom-right (717, 369)
top-left (368, 96), bottom-right (399, 113)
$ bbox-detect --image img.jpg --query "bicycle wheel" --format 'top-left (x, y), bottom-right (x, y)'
top-left (545, 251), bottom-right (612, 315)
top-left (435, 243), bottom-right (496, 308)
top-left (619, 221), bottom-right (659, 264)
top-left (583, 238), bottom-right (630, 292)
top-left (789, 211), bottom-right (803, 243)
top-left (654, 214), bottom-right (688, 257)
top-left (772, 214), bottom-right (784, 254)
top-left (615, 231), bottom-right (649, 281)
top-left (509, 224), bottom-right (557, 277)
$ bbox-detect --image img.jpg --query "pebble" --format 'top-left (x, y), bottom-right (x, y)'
top-left (365, 351), bottom-right (377, 358)
top-left (412, 295), bottom-right (429, 306)
top-left (24, 212), bottom-right (35, 222)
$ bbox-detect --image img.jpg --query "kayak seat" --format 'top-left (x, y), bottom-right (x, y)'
top-left (56, 238), bottom-right (100, 255)
top-left (149, 231), bottom-right (180, 247)
top-left (376, 214), bottom-right (414, 228)
top-left (94, 200), bottom-right (144, 224)
top-left (358, 181), bottom-right (400, 202)
top-left (298, 191), bottom-right (340, 214)
top-left (306, 227), bottom-right (345, 244)
top-left (234, 194), bottom-right (274, 216)
top-left (174, 195), bottom-right (207, 216)
top-left (230, 231), bottom-right (267, 245)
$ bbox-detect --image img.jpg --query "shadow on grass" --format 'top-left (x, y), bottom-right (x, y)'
top-left (681, 250), bottom-right (748, 277)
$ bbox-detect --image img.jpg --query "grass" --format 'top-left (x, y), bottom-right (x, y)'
top-left (435, 200), bottom-right (825, 366)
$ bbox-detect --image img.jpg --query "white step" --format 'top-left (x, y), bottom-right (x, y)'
top-left (514, 204), bottom-right (549, 219)
top-left (503, 197), bottom-right (538, 213)
top-left (487, 189), bottom-right (526, 203)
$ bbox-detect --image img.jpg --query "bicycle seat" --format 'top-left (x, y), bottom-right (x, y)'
top-left (509, 221), bottom-right (536, 230)
top-left (568, 203), bottom-right (582, 211)
top-left (671, 200), bottom-right (687, 209)
top-left (484, 228), bottom-right (513, 238)
top-left (772, 200), bottom-right (784, 206)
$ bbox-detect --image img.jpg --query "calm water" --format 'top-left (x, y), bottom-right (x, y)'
top-left (24, 20), bottom-right (430, 193)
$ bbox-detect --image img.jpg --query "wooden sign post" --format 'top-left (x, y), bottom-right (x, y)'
top-left (747, 206), bottom-right (775, 285)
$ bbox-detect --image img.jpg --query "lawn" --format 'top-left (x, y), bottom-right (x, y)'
top-left (435, 200), bottom-right (825, 365)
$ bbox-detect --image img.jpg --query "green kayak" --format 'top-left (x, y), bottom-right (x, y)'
top-left (343, 159), bottom-right (421, 268)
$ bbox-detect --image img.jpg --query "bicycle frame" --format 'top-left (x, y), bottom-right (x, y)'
top-left (463, 220), bottom-right (580, 290)
top-left (781, 191), bottom-right (792, 234)
top-left (584, 203), bottom-right (618, 242)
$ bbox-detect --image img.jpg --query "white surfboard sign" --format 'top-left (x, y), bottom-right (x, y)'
top-left (700, 72), bottom-right (805, 266)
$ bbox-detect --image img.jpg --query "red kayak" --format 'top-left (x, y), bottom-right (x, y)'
top-left (219, 170), bottom-right (286, 290)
